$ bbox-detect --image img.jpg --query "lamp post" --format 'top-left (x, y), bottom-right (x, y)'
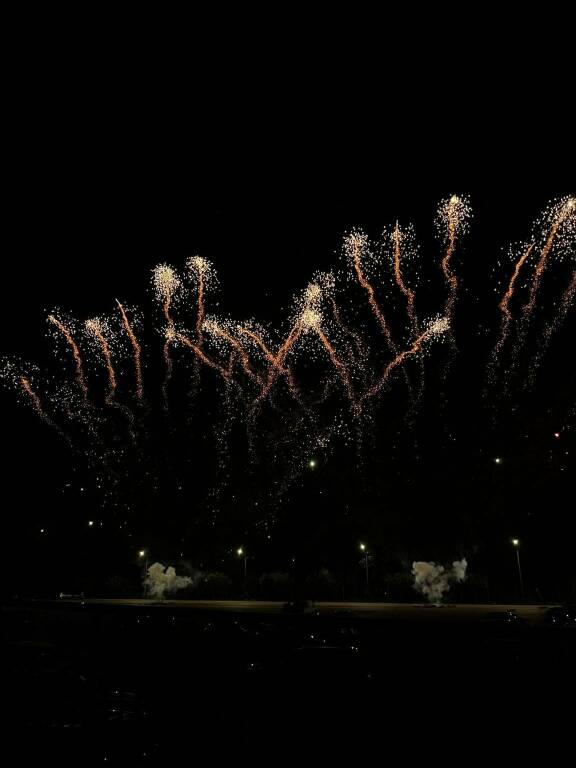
top-left (360, 543), bottom-right (369, 597)
top-left (511, 539), bottom-right (524, 600)
top-left (237, 548), bottom-right (247, 595)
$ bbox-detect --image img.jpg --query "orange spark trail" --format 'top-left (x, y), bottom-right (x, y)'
top-left (490, 243), bottom-right (535, 367)
top-left (196, 270), bottom-right (205, 346)
top-left (162, 331), bottom-right (174, 409)
top-left (86, 320), bottom-right (117, 405)
top-left (348, 233), bottom-right (396, 352)
top-left (392, 223), bottom-right (416, 328)
top-left (206, 323), bottom-right (262, 385)
top-left (48, 315), bottom-right (88, 401)
top-left (116, 300), bottom-right (144, 400)
top-left (258, 322), bottom-right (302, 402)
top-left (522, 201), bottom-right (574, 323)
top-left (362, 318), bottom-right (449, 403)
top-left (175, 332), bottom-right (233, 383)
top-left (315, 326), bottom-right (357, 409)
top-left (20, 376), bottom-right (53, 424)
top-left (153, 266), bottom-right (180, 409)
top-left (237, 325), bottom-right (300, 393)
top-left (441, 199), bottom-right (459, 319)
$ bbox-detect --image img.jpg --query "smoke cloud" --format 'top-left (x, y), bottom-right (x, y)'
top-left (412, 558), bottom-right (468, 603)
top-left (144, 562), bottom-right (193, 599)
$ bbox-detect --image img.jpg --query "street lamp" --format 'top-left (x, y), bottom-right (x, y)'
top-left (139, 549), bottom-right (149, 596)
top-left (511, 538), bottom-right (524, 600)
top-left (359, 543), bottom-right (369, 596)
top-left (237, 547), bottom-right (247, 594)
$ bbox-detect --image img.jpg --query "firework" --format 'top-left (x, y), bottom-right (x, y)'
top-left (174, 331), bottom-right (232, 383)
top-left (485, 242), bottom-right (534, 389)
top-left (153, 264), bottom-right (181, 326)
top-left (392, 222), bottom-right (417, 330)
top-left (362, 316), bottom-right (449, 403)
top-left (522, 197), bottom-right (575, 326)
top-left (237, 323), bottom-right (302, 402)
top-left (187, 256), bottom-right (215, 347)
top-left (116, 300), bottom-right (144, 400)
top-left (437, 195), bottom-right (472, 320)
top-left (20, 376), bottom-right (54, 426)
top-left (153, 265), bottom-right (181, 408)
top-left (304, 311), bottom-right (357, 410)
top-left (47, 315), bottom-right (89, 401)
top-left (203, 318), bottom-right (262, 386)
top-left (85, 318), bottom-right (117, 405)
top-left (346, 231), bottom-right (397, 353)
top-left (506, 198), bottom-right (575, 386)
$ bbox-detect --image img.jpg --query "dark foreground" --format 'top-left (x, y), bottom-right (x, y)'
top-left (3, 599), bottom-right (574, 763)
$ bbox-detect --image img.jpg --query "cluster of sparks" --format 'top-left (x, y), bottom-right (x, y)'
top-left (3, 195), bottom-right (575, 524)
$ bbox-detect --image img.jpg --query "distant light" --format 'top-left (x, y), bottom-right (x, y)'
top-left (237, 547), bottom-right (244, 556)
top-left (512, 538), bottom-right (519, 547)
top-left (88, 520), bottom-right (94, 527)
top-left (138, 550), bottom-right (146, 558)
top-left (309, 459), bottom-right (316, 469)
top-left (359, 543), bottom-right (366, 551)
top-left (554, 432), bottom-right (560, 439)
top-left (40, 528), bottom-right (45, 534)
top-left (494, 457), bottom-right (502, 464)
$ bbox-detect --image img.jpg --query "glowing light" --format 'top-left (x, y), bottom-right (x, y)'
top-left (512, 538), bottom-right (519, 546)
top-left (494, 457), bottom-right (502, 464)
top-left (237, 547), bottom-right (244, 556)
top-left (309, 459), bottom-right (316, 468)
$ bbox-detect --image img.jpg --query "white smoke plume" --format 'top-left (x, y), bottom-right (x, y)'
top-left (411, 558), bottom-right (468, 603)
top-left (144, 562), bottom-right (193, 599)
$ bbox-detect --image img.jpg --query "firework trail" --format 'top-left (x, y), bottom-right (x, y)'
top-left (174, 331), bottom-right (233, 384)
top-left (47, 315), bottom-right (88, 401)
top-left (85, 319), bottom-right (117, 405)
top-left (346, 232), bottom-right (414, 399)
top-left (346, 232), bottom-right (397, 352)
top-left (526, 268), bottom-right (576, 387)
top-left (162, 329), bottom-right (174, 409)
top-left (392, 223), bottom-right (417, 329)
top-left (203, 319), bottom-right (262, 386)
top-left (485, 243), bottom-right (534, 390)
top-left (237, 324), bottom-right (302, 403)
top-left (438, 195), bottom-right (470, 320)
top-left (85, 318), bottom-right (137, 443)
top-left (361, 317), bottom-right (450, 405)
top-left (301, 308), bottom-right (357, 411)
top-left (250, 282), bottom-right (321, 409)
top-left (20, 376), bottom-right (56, 428)
top-left (153, 265), bottom-right (181, 409)
top-left (390, 222), bottom-right (427, 416)
top-left (187, 256), bottom-right (211, 347)
top-left (521, 198), bottom-right (575, 328)
top-left (116, 300), bottom-right (144, 400)
top-left (506, 198), bottom-right (575, 389)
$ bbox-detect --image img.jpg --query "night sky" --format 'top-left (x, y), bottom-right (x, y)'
top-left (3, 175), bottom-right (574, 602)
top-left (2, 58), bottom-right (574, 602)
